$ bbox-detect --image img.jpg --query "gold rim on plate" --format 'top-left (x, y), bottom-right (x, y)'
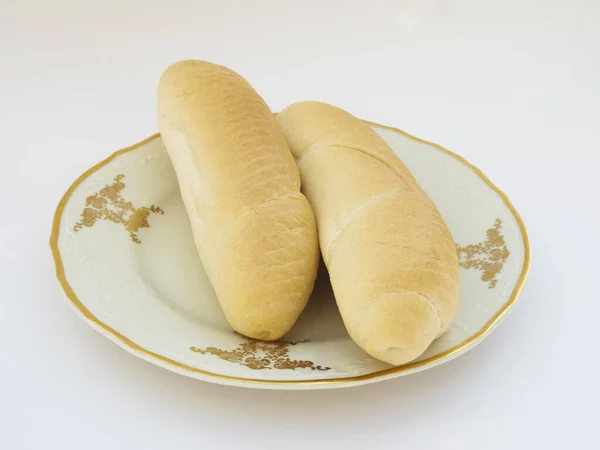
top-left (50, 121), bottom-right (531, 386)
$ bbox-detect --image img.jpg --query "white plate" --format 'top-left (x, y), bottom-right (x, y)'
top-left (51, 121), bottom-right (530, 390)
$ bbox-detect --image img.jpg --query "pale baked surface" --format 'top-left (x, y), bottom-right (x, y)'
top-left (277, 101), bottom-right (460, 365)
top-left (157, 61), bottom-right (319, 340)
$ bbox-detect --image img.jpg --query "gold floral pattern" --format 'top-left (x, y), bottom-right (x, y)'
top-left (457, 218), bottom-right (510, 289)
top-left (191, 335), bottom-right (331, 371)
top-left (73, 174), bottom-right (163, 243)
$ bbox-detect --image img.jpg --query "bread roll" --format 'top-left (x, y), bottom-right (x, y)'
top-left (276, 102), bottom-right (459, 365)
top-left (157, 61), bottom-right (319, 340)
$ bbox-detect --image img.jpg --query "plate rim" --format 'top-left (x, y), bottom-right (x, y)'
top-left (50, 120), bottom-right (531, 386)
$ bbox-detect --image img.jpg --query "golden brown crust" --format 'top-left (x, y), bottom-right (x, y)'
top-left (277, 101), bottom-right (460, 364)
top-left (157, 61), bottom-right (319, 340)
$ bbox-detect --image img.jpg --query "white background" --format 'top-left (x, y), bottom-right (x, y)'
top-left (1, 1), bottom-right (598, 448)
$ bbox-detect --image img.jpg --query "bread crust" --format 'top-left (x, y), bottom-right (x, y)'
top-left (158, 61), bottom-right (319, 340)
top-left (277, 101), bottom-right (460, 364)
